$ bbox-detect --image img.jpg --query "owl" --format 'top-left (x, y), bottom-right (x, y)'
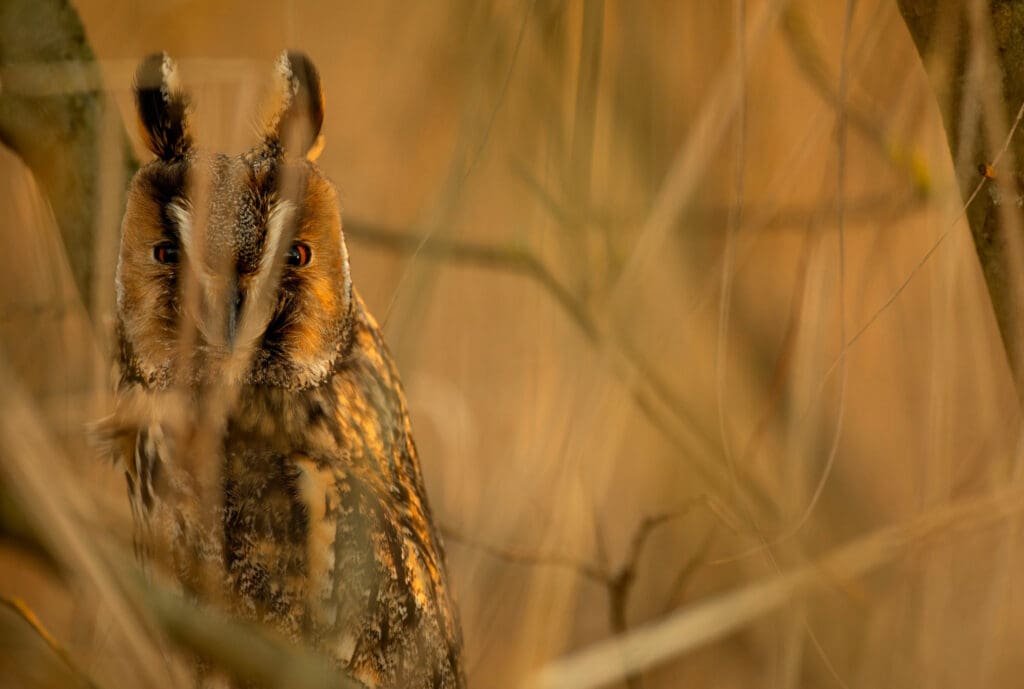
top-left (100, 51), bottom-right (465, 689)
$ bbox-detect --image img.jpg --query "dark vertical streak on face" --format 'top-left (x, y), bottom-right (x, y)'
top-left (138, 161), bottom-right (190, 342)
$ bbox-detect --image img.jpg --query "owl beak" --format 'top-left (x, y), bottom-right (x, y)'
top-left (227, 286), bottom-right (244, 348)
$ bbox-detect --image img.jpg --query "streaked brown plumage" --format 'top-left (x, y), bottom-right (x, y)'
top-left (101, 51), bottom-right (464, 689)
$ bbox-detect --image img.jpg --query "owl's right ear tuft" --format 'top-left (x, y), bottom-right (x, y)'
top-left (134, 52), bottom-right (192, 161)
top-left (260, 51), bottom-right (325, 160)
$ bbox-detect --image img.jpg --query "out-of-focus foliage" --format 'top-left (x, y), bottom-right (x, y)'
top-left (2, 1), bottom-right (1024, 688)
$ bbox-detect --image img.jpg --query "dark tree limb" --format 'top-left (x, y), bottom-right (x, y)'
top-left (0, 0), bottom-right (136, 316)
top-left (897, 0), bottom-right (1024, 403)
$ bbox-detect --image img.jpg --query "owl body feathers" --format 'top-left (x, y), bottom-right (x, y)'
top-left (220, 299), bottom-right (462, 688)
top-left (107, 52), bottom-right (464, 689)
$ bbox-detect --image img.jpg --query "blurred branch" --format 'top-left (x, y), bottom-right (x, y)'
top-left (782, 6), bottom-right (884, 145)
top-left (535, 479), bottom-right (1024, 689)
top-left (513, 154), bottom-right (928, 235)
top-left (347, 219), bottom-right (777, 524)
top-left (0, 0), bottom-right (138, 316)
top-left (131, 572), bottom-right (358, 689)
top-left (0, 487), bottom-right (360, 689)
top-left (462, 0), bottom-right (536, 182)
top-left (896, 0), bottom-right (1024, 404)
top-left (568, 0), bottom-right (603, 211)
top-left (660, 529), bottom-right (717, 610)
top-left (441, 525), bottom-right (606, 583)
top-left (385, 1), bottom-right (537, 357)
top-left (0, 530), bottom-right (360, 689)
top-left (0, 352), bottom-right (360, 689)
top-left (443, 500), bottom-right (705, 604)
top-left (564, 0), bottom-right (605, 297)
top-left (444, 497), bottom-right (710, 689)
top-left (0, 481), bottom-right (62, 572)
top-left (737, 232), bottom-right (813, 469)
top-left (0, 595), bottom-right (105, 689)
top-left (782, 5), bottom-right (931, 195)
top-left (346, 219), bottom-right (597, 340)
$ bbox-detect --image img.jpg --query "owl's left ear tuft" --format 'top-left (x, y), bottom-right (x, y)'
top-left (134, 52), bottom-right (192, 161)
top-left (261, 50), bottom-right (325, 161)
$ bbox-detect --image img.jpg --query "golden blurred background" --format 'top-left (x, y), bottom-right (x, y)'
top-left (2, 1), bottom-right (1023, 687)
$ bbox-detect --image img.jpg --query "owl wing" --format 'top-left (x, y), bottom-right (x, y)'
top-left (292, 457), bottom-right (461, 689)
top-left (299, 305), bottom-right (464, 688)
top-left (218, 443), bottom-right (461, 688)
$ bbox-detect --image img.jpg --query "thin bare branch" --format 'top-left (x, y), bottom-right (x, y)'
top-left (0, 595), bottom-right (106, 689)
top-left (441, 525), bottom-right (607, 583)
top-left (661, 529), bottom-right (717, 610)
top-left (782, 5), bottom-right (928, 194)
top-left (131, 571), bottom-right (360, 689)
top-left (345, 218), bottom-right (774, 523)
top-left (784, 0), bottom-right (859, 541)
top-left (535, 480), bottom-right (1024, 689)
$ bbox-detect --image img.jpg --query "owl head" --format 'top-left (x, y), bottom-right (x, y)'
top-left (116, 51), bottom-right (354, 391)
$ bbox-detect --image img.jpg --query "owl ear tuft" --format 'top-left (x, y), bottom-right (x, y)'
top-left (134, 52), bottom-right (192, 161)
top-left (261, 51), bottom-right (325, 161)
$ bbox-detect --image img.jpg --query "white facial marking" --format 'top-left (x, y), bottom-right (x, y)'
top-left (231, 199), bottom-right (294, 355)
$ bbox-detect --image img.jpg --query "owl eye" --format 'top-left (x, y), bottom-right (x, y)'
top-left (287, 242), bottom-right (312, 267)
top-left (153, 241), bottom-right (180, 265)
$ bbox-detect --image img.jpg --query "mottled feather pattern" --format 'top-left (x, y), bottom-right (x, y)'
top-left (105, 50), bottom-right (465, 689)
top-left (220, 299), bottom-right (462, 687)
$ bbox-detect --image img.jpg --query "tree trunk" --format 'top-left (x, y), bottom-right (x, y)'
top-left (898, 0), bottom-right (1024, 404)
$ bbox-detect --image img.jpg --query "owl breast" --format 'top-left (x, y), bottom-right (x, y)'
top-left (218, 302), bottom-right (462, 688)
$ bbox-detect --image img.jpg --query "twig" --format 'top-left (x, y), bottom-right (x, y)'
top-left (816, 95), bottom-right (1024, 406)
top-left (0, 595), bottom-right (106, 689)
top-left (685, 192), bottom-right (926, 233)
top-left (346, 219), bottom-right (598, 340)
top-left (131, 571), bottom-right (359, 689)
top-left (440, 525), bottom-right (606, 583)
top-left (511, 157), bottom-right (927, 238)
top-left (535, 480), bottom-right (1024, 689)
top-left (661, 529), bottom-right (717, 610)
top-left (462, 0), bottom-right (536, 182)
top-left (445, 496), bottom-right (710, 689)
top-left (0, 351), bottom-right (362, 689)
top-left (783, 0), bottom-right (859, 542)
top-left (781, 7), bottom-right (887, 153)
top-left (716, 0), bottom-right (749, 512)
top-left (345, 218), bottom-right (772, 523)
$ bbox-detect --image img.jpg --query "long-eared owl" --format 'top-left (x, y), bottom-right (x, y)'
top-left (100, 51), bottom-right (464, 689)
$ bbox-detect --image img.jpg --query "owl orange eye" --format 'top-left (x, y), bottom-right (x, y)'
top-left (153, 241), bottom-right (179, 264)
top-left (287, 242), bottom-right (312, 267)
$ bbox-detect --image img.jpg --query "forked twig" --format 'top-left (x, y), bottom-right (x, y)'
top-left (444, 496), bottom-right (713, 689)
top-left (535, 480), bottom-right (1024, 689)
